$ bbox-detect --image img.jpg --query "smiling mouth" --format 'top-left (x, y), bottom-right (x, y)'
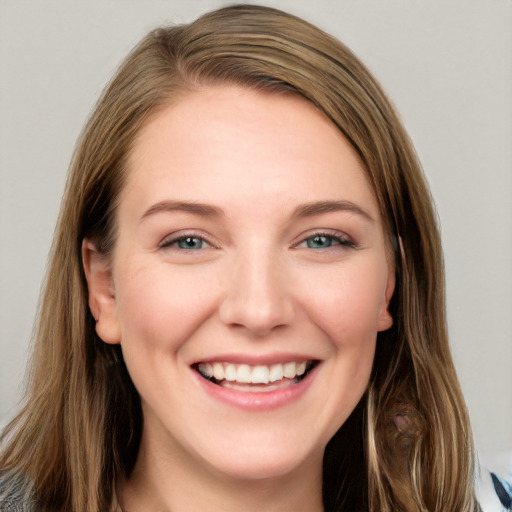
top-left (194, 360), bottom-right (318, 392)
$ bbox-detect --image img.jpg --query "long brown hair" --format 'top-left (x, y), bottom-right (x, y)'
top-left (1, 5), bottom-right (479, 511)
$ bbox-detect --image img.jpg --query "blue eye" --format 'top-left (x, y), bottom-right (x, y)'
top-left (299, 233), bottom-right (355, 250)
top-left (176, 236), bottom-right (205, 250)
top-left (160, 235), bottom-right (212, 250)
top-left (306, 235), bottom-right (336, 249)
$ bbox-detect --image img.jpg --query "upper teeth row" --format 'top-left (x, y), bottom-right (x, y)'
top-left (197, 361), bottom-right (308, 385)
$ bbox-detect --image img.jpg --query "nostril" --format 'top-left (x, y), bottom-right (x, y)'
top-left (217, 258), bottom-right (296, 335)
top-left (219, 291), bottom-right (295, 335)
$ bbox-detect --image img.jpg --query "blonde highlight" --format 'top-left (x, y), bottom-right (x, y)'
top-left (1, 5), bottom-right (479, 511)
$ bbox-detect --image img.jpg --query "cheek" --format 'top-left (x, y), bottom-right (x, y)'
top-left (302, 259), bottom-right (389, 345)
top-left (306, 264), bottom-right (386, 428)
top-left (113, 261), bottom-right (219, 351)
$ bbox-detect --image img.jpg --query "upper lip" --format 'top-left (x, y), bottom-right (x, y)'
top-left (190, 352), bottom-right (320, 366)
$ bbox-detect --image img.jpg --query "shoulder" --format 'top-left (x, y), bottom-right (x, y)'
top-left (490, 472), bottom-right (512, 510)
top-left (477, 471), bottom-right (512, 512)
top-left (476, 453), bottom-right (512, 512)
top-left (0, 470), bottom-right (37, 512)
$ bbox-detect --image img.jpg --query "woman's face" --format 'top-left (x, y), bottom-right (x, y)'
top-left (86, 86), bottom-right (395, 481)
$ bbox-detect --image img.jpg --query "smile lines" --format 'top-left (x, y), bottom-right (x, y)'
top-left (196, 361), bottom-right (314, 385)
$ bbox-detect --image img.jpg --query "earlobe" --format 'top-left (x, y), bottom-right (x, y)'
top-left (82, 239), bottom-right (122, 344)
top-left (377, 267), bottom-right (396, 332)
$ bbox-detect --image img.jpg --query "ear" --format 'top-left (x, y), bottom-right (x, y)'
top-left (377, 265), bottom-right (396, 332)
top-left (82, 239), bottom-right (121, 344)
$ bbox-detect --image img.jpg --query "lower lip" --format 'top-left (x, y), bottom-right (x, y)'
top-left (193, 364), bottom-right (320, 411)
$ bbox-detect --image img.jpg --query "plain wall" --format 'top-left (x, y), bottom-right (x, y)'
top-left (1, 0), bottom-right (511, 466)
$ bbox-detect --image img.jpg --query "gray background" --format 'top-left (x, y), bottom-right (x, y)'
top-left (1, 1), bottom-right (511, 468)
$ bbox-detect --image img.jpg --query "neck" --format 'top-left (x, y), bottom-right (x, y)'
top-left (117, 424), bottom-right (324, 512)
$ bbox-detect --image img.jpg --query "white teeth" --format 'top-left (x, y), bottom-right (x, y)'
top-left (296, 361), bottom-right (307, 376)
top-left (236, 364), bottom-right (252, 384)
top-left (251, 365), bottom-right (270, 384)
top-left (200, 362), bottom-right (213, 378)
top-left (224, 363), bottom-right (237, 381)
top-left (283, 361), bottom-right (297, 379)
top-left (269, 363), bottom-right (284, 382)
top-left (212, 362), bottom-right (225, 381)
top-left (197, 360), bottom-right (311, 385)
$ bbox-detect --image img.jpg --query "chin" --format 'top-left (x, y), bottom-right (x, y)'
top-left (197, 434), bottom-right (323, 482)
top-left (213, 456), bottom-right (309, 482)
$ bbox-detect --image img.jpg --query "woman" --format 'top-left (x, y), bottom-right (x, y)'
top-left (0, 5), bottom-right (482, 511)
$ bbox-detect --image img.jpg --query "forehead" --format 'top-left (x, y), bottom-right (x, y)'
top-left (121, 85), bottom-right (380, 221)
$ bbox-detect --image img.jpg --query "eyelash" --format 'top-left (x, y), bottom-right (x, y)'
top-left (295, 230), bottom-right (357, 250)
top-left (159, 230), bottom-right (356, 251)
top-left (159, 233), bottom-right (215, 251)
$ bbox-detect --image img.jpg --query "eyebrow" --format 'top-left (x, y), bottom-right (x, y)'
top-left (140, 200), bottom-right (224, 221)
top-left (140, 199), bottom-right (374, 223)
top-left (293, 200), bottom-right (375, 222)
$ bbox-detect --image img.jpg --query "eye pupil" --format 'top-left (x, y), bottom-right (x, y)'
top-left (178, 237), bottom-right (203, 249)
top-left (308, 235), bottom-right (332, 248)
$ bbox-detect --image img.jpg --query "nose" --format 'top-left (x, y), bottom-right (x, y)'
top-left (219, 252), bottom-right (295, 336)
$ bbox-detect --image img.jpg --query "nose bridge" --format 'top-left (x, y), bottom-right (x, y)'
top-left (219, 243), bottom-right (295, 335)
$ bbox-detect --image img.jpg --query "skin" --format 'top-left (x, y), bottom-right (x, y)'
top-left (83, 86), bottom-right (395, 512)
